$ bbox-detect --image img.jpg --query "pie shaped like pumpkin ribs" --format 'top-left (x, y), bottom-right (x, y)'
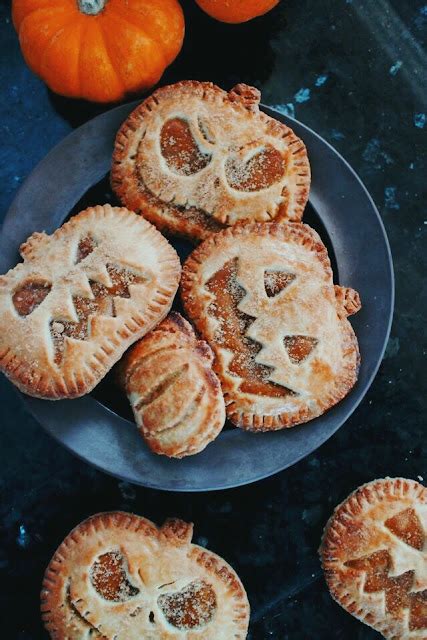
top-left (120, 312), bottom-right (226, 458)
top-left (0, 205), bottom-right (180, 399)
top-left (320, 478), bottom-right (427, 639)
top-left (111, 80), bottom-right (310, 242)
top-left (41, 511), bottom-right (250, 639)
top-left (181, 222), bottom-right (361, 431)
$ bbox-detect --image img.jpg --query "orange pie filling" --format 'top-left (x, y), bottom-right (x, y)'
top-left (158, 580), bottom-right (217, 629)
top-left (206, 258), bottom-right (295, 398)
top-left (50, 265), bottom-right (145, 365)
top-left (90, 551), bottom-right (139, 602)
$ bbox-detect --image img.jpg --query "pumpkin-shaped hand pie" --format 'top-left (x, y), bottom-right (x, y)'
top-left (111, 81), bottom-right (310, 242)
top-left (41, 512), bottom-right (250, 639)
top-left (320, 478), bottom-right (427, 639)
top-left (181, 222), bottom-right (361, 430)
top-left (0, 205), bottom-right (180, 399)
top-left (120, 312), bottom-right (226, 458)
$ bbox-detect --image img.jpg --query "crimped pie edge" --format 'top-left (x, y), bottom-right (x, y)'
top-left (41, 511), bottom-right (250, 640)
top-left (111, 80), bottom-right (311, 242)
top-left (319, 477), bottom-right (427, 640)
top-left (180, 221), bottom-right (360, 431)
top-left (0, 205), bottom-right (181, 399)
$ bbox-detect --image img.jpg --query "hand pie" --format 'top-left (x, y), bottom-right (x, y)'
top-left (320, 478), bottom-right (427, 639)
top-left (111, 80), bottom-right (310, 242)
top-left (181, 222), bottom-right (361, 431)
top-left (0, 205), bottom-right (180, 399)
top-left (41, 511), bottom-right (250, 639)
top-left (120, 312), bottom-right (225, 458)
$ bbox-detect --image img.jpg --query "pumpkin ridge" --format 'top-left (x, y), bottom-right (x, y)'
top-left (97, 19), bottom-right (127, 92)
top-left (110, 5), bottom-right (178, 65)
top-left (18, 7), bottom-right (76, 76)
top-left (105, 5), bottom-right (168, 66)
top-left (39, 18), bottom-right (84, 96)
top-left (14, 3), bottom-right (75, 31)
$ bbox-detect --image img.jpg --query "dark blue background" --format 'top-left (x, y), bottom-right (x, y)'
top-left (1, 0), bottom-right (426, 637)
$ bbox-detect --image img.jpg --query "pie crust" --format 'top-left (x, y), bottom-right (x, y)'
top-left (181, 222), bottom-right (361, 431)
top-left (111, 81), bottom-right (310, 242)
top-left (320, 478), bottom-right (427, 639)
top-left (120, 312), bottom-right (225, 458)
top-left (0, 205), bottom-right (180, 399)
top-left (41, 511), bottom-right (250, 639)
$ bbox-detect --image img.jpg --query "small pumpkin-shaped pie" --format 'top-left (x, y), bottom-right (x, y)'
top-left (120, 312), bottom-right (225, 458)
top-left (111, 81), bottom-right (310, 241)
top-left (0, 205), bottom-right (180, 399)
top-left (181, 222), bottom-right (361, 430)
top-left (41, 511), bottom-right (250, 639)
top-left (320, 478), bottom-right (427, 639)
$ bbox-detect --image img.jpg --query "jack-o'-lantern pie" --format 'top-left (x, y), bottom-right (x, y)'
top-left (41, 511), bottom-right (250, 639)
top-left (181, 222), bottom-right (361, 430)
top-left (120, 312), bottom-right (225, 458)
top-left (0, 205), bottom-right (180, 399)
top-left (111, 80), bottom-right (310, 241)
top-left (320, 477), bottom-right (427, 639)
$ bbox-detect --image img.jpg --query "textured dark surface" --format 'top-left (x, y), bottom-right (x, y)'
top-left (0, 0), bottom-right (426, 638)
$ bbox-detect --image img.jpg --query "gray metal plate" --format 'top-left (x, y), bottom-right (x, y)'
top-left (0, 103), bottom-right (394, 491)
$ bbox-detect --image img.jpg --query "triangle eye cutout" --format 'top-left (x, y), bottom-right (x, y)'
top-left (284, 335), bottom-right (318, 364)
top-left (385, 508), bottom-right (425, 550)
top-left (264, 271), bottom-right (296, 297)
top-left (76, 235), bottom-right (97, 263)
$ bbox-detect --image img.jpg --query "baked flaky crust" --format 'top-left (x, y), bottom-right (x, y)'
top-left (111, 81), bottom-right (310, 242)
top-left (181, 222), bottom-right (361, 431)
top-left (41, 511), bottom-right (250, 639)
top-left (0, 205), bottom-right (180, 399)
top-left (120, 312), bottom-right (225, 458)
top-left (320, 478), bottom-right (427, 639)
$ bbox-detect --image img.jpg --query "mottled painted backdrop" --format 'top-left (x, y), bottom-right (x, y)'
top-left (0, 0), bottom-right (426, 638)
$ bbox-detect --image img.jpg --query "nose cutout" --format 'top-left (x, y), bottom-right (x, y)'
top-left (160, 118), bottom-right (212, 176)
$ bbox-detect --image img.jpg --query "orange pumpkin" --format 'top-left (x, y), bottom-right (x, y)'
top-left (12, 0), bottom-right (185, 103)
top-left (195, 0), bottom-right (279, 23)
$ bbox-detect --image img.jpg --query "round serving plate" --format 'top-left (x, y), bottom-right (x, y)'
top-left (0, 102), bottom-right (394, 491)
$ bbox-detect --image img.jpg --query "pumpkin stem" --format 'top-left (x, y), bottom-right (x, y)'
top-left (77, 0), bottom-right (107, 15)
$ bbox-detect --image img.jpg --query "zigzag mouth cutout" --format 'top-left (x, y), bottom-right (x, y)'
top-left (50, 264), bottom-right (146, 366)
top-left (206, 257), bottom-right (296, 399)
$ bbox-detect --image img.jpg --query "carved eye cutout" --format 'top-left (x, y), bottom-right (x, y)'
top-left (76, 236), bottom-right (97, 263)
top-left (158, 580), bottom-right (216, 629)
top-left (90, 551), bottom-right (139, 602)
top-left (385, 508), bottom-right (424, 550)
top-left (12, 279), bottom-right (52, 316)
top-left (264, 271), bottom-right (296, 297)
top-left (283, 335), bottom-right (318, 364)
top-left (160, 118), bottom-right (211, 176)
top-left (225, 144), bottom-right (285, 192)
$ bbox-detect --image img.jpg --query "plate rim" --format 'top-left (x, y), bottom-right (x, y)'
top-left (0, 102), bottom-right (394, 491)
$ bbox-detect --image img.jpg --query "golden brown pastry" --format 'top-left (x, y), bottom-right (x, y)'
top-left (41, 511), bottom-right (250, 639)
top-left (320, 477), bottom-right (427, 639)
top-left (120, 312), bottom-right (226, 458)
top-left (0, 205), bottom-right (180, 399)
top-left (181, 222), bottom-right (361, 431)
top-left (111, 81), bottom-right (310, 242)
